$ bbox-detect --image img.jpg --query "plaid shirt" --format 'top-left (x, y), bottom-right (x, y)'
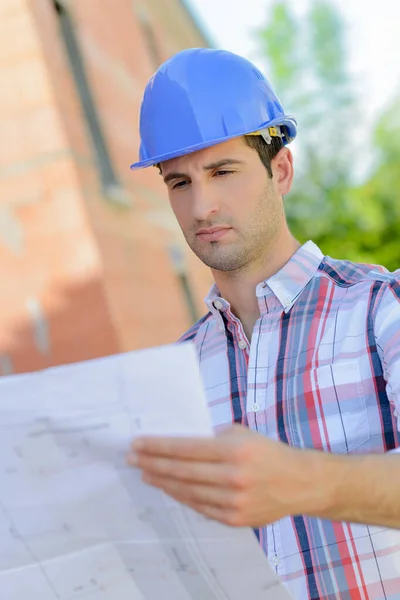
top-left (180, 241), bottom-right (400, 600)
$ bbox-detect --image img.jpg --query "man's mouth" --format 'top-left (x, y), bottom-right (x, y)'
top-left (196, 227), bottom-right (232, 242)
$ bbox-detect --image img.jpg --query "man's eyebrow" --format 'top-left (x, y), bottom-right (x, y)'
top-left (163, 171), bottom-right (187, 184)
top-left (162, 159), bottom-right (244, 184)
top-left (203, 158), bottom-right (244, 171)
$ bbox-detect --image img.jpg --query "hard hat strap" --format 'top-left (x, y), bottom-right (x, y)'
top-left (247, 126), bottom-right (284, 145)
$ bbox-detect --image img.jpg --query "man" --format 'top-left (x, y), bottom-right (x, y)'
top-left (128, 48), bottom-right (400, 599)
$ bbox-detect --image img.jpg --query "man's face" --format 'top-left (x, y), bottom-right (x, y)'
top-left (160, 137), bottom-right (291, 273)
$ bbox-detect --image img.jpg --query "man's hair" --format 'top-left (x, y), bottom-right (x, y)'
top-left (244, 134), bottom-right (284, 178)
top-left (157, 133), bottom-right (284, 176)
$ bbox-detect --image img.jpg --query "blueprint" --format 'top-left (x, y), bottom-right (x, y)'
top-left (0, 342), bottom-right (291, 599)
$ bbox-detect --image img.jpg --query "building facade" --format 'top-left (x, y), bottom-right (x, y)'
top-left (0, 0), bottom-right (213, 375)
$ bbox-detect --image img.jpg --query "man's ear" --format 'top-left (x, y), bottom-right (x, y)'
top-left (272, 147), bottom-right (294, 196)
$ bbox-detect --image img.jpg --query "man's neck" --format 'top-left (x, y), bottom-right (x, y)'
top-left (212, 236), bottom-right (301, 341)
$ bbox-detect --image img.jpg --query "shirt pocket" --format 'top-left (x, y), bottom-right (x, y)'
top-left (286, 361), bottom-right (371, 454)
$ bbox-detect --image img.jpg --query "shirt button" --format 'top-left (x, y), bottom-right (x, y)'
top-left (213, 300), bottom-right (223, 310)
top-left (272, 555), bottom-right (280, 566)
top-left (251, 403), bottom-right (260, 412)
top-left (238, 340), bottom-right (247, 350)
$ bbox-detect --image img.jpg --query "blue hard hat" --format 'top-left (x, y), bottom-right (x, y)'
top-left (130, 48), bottom-right (297, 170)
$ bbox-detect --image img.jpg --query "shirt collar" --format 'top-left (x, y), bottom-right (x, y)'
top-left (205, 241), bottom-right (324, 315)
top-left (257, 240), bottom-right (324, 311)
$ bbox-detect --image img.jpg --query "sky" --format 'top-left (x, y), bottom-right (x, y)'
top-left (188, 0), bottom-right (400, 142)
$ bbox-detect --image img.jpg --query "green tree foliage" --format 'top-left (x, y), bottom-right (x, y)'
top-left (258, 0), bottom-right (400, 270)
top-left (351, 98), bottom-right (400, 270)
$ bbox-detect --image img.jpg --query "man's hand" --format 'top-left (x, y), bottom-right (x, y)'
top-left (127, 425), bottom-right (329, 527)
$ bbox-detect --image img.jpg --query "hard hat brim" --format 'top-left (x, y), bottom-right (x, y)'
top-left (130, 117), bottom-right (297, 170)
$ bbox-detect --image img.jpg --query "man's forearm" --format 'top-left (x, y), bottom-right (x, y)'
top-left (303, 449), bottom-right (400, 528)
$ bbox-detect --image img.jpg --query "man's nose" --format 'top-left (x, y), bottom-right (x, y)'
top-left (191, 184), bottom-right (220, 222)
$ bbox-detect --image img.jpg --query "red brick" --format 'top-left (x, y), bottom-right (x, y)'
top-left (0, 0), bottom-right (211, 374)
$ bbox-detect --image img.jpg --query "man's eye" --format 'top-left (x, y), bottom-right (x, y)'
top-left (215, 170), bottom-right (233, 176)
top-left (172, 180), bottom-right (188, 190)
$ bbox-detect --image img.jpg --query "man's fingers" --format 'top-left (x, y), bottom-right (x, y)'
top-left (217, 423), bottom-right (243, 437)
top-left (142, 474), bottom-right (238, 510)
top-left (195, 504), bottom-right (244, 527)
top-left (131, 425), bottom-right (252, 462)
top-left (142, 475), bottom-right (247, 527)
top-left (132, 435), bottom-right (230, 462)
top-left (129, 454), bottom-right (238, 485)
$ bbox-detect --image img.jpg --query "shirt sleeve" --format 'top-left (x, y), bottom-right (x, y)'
top-left (373, 275), bottom-right (400, 444)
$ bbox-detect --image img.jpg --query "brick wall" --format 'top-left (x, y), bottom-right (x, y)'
top-left (0, 0), bottom-right (213, 375)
